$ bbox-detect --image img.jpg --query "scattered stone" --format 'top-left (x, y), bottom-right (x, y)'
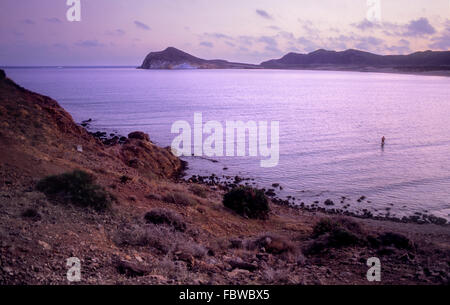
top-left (228, 260), bottom-right (258, 272)
top-left (324, 199), bottom-right (334, 206)
top-left (38, 240), bottom-right (52, 251)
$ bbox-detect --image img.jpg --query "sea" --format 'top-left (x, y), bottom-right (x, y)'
top-left (4, 67), bottom-right (450, 221)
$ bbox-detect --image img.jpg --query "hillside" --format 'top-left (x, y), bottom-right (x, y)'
top-left (0, 69), bottom-right (449, 285)
top-left (140, 47), bottom-right (260, 70)
top-left (261, 49), bottom-right (450, 72)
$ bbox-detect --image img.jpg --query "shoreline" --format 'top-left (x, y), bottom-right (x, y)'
top-left (83, 121), bottom-right (449, 227)
top-left (3, 65), bottom-right (450, 78)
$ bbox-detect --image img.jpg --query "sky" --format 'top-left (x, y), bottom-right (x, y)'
top-left (0, 0), bottom-right (449, 66)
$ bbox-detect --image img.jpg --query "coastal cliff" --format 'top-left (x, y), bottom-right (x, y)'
top-left (140, 47), bottom-right (260, 70)
top-left (0, 69), bottom-right (449, 285)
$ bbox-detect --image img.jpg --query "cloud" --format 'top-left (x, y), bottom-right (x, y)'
top-left (352, 20), bottom-right (381, 31)
top-left (45, 17), bottom-right (62, 24)
top-left (385, 45), bottom-right (411, 54)
top-left (200, 41), bottom-right (214, 48)
top-left (22, 19), bottom-right (35, 25)
top-left (403, 18), bottom-right (436, 36)
top-left (256, 9), bottom-right (272, 20)
top-left (225, 41), bottom-right (235, 47)
top-left (134, 21), bottom-right (151, 31)
top-left (75, 40), bottom-right (104, 48)
top-left (297, 37), bottom-right (319, 52)
top-left (298, 19), bottom-right (320, 38)
top-left (204, 32), bottom-right (232, 40)
top-left (267, 25), bottom-right (281, 31)
top-left (52, 43), bottom-right (68, 49)
top-left (238, 36), bottom-right (254, 46)
top-left (106, 29), bottom-right (125, 36)
top-left (430, 34), bottom-right (450, 49)
top-left (429, 21), bottom-right (450, 49)
top-left (12, 31), bottom-right (24, 37)
top-left (355, 36), bottom-right (384, 50)
top-left (257, 36), bottom-right (277, 47)
top-left (257, 36), bottom-right (281, 54)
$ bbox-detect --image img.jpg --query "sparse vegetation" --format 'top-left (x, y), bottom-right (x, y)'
top-left (174, 242), bottom-right (207, 259)
top-left (248, 233), bottom-right (295, 255)
top-left (189, 184), bottom-right (208, 198)
top-left (163, 191), bottom-right (197, 206)
top-left (114, 223), bottom-right (181, 254)
top-left (21, 208), bottom-right (41, 221)
top-left (377, 232), bottom-right (414, 250)
top-left (306, 218), bottom-right (365, 254)
top-left (144, 208), bottom-right (186, 232)
top-left (223, 186), bottom-right (270, 219)
top-left (36, 170), bottom-right (113, 211)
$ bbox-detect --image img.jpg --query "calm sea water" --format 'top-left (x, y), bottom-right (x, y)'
top-left (5, 68), bottom-right (450, 221)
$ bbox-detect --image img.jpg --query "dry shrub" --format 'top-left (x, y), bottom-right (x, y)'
top-left (262, 267), bottom-right (293, 284)
top-left (306, 217), bottom-right (366, 254)
top-left (247, 233), bottom-right (295, 255)
top-left (163, 191), bottom-right (198, 206)
top-left (114, 223), bottom-right (184, 254)
top-left (189, 184), bottom-right (208, 198)
top-left (144, 208), bottom-right (186, 232)
top-left (174, 242), bottom-right (208, 259)
top-left (312, 217), bottom-right (364, 238)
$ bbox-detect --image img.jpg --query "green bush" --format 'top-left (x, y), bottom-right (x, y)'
top-left (223, 186), bottom-right (270, 219)
top-left (37, 170), bottom-right (113, 211)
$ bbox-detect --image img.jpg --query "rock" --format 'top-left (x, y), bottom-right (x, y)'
top-left (228, 259), bottom-right (258, 272)
top-left (377, 246), bottom-right (397, 256)
top-left (324, 199), bottom-right (334, 206)
top-left (145, 193), bottom-right (163, 201)
top-left (134, 255), bottom-right (144, 263)
top-left (228, 268), bottom-right (250, 278)
top-left (115, 259), bottom-right (151, 277)
top-left (128, 131), bottom-right (150, 142)
top-left (38, 240), bottom-right (52, 250)
top-left (229, 238), bottom-right (243, 249)
top-left (174, 252), bottom-right (195, 267)
top-left (150, 274), bottom-right (168, 282)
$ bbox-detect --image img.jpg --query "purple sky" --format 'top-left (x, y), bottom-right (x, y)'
top-left (1, 0), bottom-right (449, 66)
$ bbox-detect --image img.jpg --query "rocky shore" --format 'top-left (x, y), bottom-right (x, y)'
top-left (0, 69), bottom-right (449, 285)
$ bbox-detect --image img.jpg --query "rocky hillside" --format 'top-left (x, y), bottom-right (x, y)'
top-left (140, 47), bottom-right (260, 69)
top-left (0, 69), bottom-right (449, 285)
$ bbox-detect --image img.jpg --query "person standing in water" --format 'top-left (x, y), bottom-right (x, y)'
top-left (381, 136), bottom-right (385, 147)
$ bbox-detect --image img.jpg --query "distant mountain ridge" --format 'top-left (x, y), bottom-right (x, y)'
top-left (140, 47), bottom-right (260, 69)
top-left (261, 49), bottom-right (450, 70)
top-left (140, 47), bottom-right (450, 72)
